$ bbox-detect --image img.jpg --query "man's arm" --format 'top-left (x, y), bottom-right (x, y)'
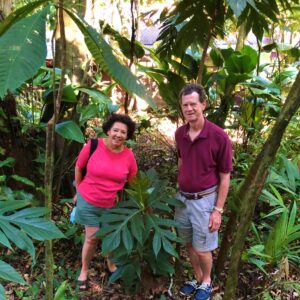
top-left (215, 172), bottom-right (230, 210)
top-left (209, 172), bottom-right (230, 232)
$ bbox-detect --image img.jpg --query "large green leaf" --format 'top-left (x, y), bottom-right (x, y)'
top-left (0, 220), bottom-right (36, 262)
top-left (0, 200), bottom-right (31, 214)
top-left (0, 0), bottom-right (48, 37)
top-left (4, 216), bottom-right (65, 241)
top-left (63, 8), bottom-right (156, 109)
top-left (0, 260), bottom-right (26, 284)
top-left (55, 120), bottom-right (85, 144)
top-left (0, 7), bottom-right (49, 97)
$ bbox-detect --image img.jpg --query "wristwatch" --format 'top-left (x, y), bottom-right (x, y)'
top-left (213, 206), bottom-right (224, 214)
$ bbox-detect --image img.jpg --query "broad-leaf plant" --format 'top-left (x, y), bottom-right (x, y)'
top-left (97, 169), bottom-right (184, 292)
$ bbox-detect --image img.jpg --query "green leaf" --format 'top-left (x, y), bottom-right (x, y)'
top-left (0, 220), bottom-right (36, 262)
top-left (226, 0), bottom-right (248, 18)
top-left (162, 237), bottom-right (178, 258)
top-left (55, 120), bottom-right (85, 144)
top-left (153, 232), bottom-right (161, 257)
top-left (78, 104), bottom-right (99, 125)
top-left (130, 214), bottom-right (144, 244)
top-left (54, 280), bottom-right (68, 300)
top-left (99, 213), bottom-right (128, 223)
top-left (102, 230), bottom-right (121, 254)
top-left (240, 45), bottom-right (258, 71)
top-left (0, 230), bottom-right (12, 249)
top-left (210, 48), bottom-right (224, 67)
top-left (11, 175), bottom-right (35, 187)
top-left (0, 284), bottom-right (5, 300)
top-left (0, 200), bottom-right (31, 214)
top-left (43, 85), bottom-right (78, 104)
top-left (0, 0), bottom-right (48, 37)
top-left (122, 224), bottom-right (133, 253)
top-left (3, 216), bottom-right (65, 241)
top-left (108, 265), bottom-right (123, 284)
top-left (0, 157), bottom-right (15, 167)
top-left (76, 87), bottom-right (111, 103)
top-left (0, 7), bottom-right (49, 97)
top-left (64, 8), bottom-right (156, 109)
top-left (0, 260), bottom-right (26, 284)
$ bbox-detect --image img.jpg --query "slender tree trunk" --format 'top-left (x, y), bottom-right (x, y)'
top-left (197, 0), bottom-right (221, 84)
top-left (44, 1), bottom-right (66, 299)
top-left (223, 71), bottom-right (300, 299)
top-left (124, 0), bottom-right (137, 114)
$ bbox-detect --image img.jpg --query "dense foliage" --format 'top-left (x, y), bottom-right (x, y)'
top-left (0, 0), bottom-right (299, 299)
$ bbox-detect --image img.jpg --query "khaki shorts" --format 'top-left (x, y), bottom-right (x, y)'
top-left (174, 190), bottom-right (218, 252)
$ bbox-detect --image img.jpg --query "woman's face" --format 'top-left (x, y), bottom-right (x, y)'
top-left (107, 121), bottom-right (128, 148)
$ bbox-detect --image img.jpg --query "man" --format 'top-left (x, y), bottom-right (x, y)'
top-left (175, 84), bottom-right (232, 300)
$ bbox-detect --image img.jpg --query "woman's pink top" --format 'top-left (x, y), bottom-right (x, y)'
top-left (76, 138), bottom-right (138, 208)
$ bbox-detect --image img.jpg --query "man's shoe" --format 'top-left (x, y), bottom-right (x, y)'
top-left (179, 280), bottom-right (198, 296)
top-left (194, 283), bottom-right (212, 300)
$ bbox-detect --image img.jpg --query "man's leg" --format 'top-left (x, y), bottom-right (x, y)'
top-left (78, 226), bottom-right (99, 283)
top-left (187, 243), bottom-right (203, 283)
top-left (194, 249), bottom-right (212, 284)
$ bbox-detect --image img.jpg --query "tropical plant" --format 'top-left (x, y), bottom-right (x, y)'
top-left (0, 185), bottom-right (64, 300)
top-left (97, 169), bottom-right (183, 293)
top-left (0, 1), bottom-right (155, 108)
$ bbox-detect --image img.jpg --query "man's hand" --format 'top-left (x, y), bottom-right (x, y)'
top-left (208, 210), bottom-right (222, 232)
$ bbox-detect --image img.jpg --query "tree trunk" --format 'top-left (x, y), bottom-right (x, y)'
top-left (44, 1), bottom-right (66, 299)
top-left (54, 0), bottom-right (88, 84)
top-left (0, 0), bottom-right (12, 19)
top-left (235, 19), bottom-right (248, 52)
top-left (223, 70), bottom-right (300, 299)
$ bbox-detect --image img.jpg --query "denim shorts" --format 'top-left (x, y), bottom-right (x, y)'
top-left (74, 192), bottom-right (109, 227)
top-left (174, 189), bottom-right (218, 252)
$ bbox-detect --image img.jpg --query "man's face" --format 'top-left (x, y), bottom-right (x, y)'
top-left (181, 92), bottom-right (206, 123)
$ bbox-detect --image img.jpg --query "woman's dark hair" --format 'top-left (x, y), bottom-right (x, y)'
top-left (179, 83), bottom-right (207, 103)
top-left (102, 113), bottom-right (136, 140)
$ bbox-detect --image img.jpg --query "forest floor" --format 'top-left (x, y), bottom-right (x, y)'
top-left (3, 219), bottom-right (300, 300)
top-left (4, 237), bottom-right (299, 300)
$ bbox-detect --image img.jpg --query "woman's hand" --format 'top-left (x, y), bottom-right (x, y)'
top-left (73, 194), bottom-right (77, 205)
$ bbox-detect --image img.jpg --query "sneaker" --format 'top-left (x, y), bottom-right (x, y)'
top-left (179, 280), bottom-right (198, 296)
top-left (194, 283), bottom-right (212, 300)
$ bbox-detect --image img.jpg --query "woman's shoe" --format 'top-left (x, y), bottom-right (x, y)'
top-left (76, 279), bottom-right (89, 291)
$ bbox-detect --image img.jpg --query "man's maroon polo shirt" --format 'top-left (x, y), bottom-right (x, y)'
top-left (175, 119), bottom-right (232, 193)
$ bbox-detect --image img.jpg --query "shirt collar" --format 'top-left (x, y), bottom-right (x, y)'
top-left (184, 119), bottom-right (209, 140)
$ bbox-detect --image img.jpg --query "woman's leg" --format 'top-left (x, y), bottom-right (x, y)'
top-left (78, 226), bottom-right (99, 283)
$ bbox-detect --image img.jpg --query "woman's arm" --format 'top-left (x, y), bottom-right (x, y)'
top-left (74, 166), bottom-right (83, 191)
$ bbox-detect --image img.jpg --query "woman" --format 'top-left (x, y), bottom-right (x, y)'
top-left (74, 113), bottom-right (138, 290)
